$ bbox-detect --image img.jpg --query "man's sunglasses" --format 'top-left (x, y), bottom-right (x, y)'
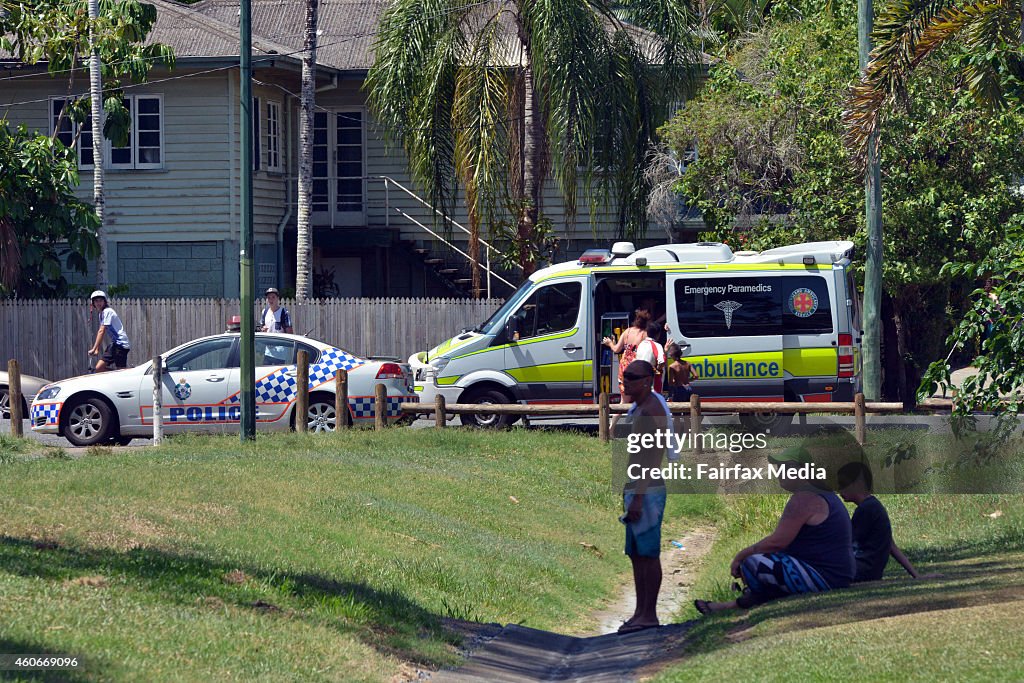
top-left (622, 372), bottom-right (652, 381)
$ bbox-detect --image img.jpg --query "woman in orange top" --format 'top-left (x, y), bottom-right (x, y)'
top-left (602, 308), bottom-right (650, 402)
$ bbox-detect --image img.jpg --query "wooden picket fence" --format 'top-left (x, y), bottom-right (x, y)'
top-left (0, 297), bottom-right (503, 381)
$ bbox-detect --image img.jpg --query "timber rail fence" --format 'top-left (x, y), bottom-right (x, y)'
top-left (0, 297), bottom-right (503, 380)
top-left (395, 393), bottom-right (944, 445)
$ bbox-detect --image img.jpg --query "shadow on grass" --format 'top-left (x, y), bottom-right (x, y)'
top-left (0, 536), bottom-right (458, 668)
top-left (0, 638), bottom-right (94, 683)
top-left (683, 543), bottom-right (1024, 655)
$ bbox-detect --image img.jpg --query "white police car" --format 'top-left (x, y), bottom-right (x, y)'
top-left (30, 333), bottom-right (416, 446)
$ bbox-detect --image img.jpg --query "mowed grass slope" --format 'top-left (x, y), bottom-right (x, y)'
top-left (0, 429), bottom-right (714, 681)
top-left (657, 493), bottom-right (1024, 682)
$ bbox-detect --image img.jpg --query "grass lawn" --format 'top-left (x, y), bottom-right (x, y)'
top-left (0, 429), bottom-right (716, 681)
top-left (657, 493), bottom-right (1024, 681)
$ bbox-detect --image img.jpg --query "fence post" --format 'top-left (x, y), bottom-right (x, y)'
top-left (295, 350), bottom-right (309, 433)
top-left (375, 383), bottom-right (387, 430)
top-left (434, 394), bottom-right (446, 428)
top-left (336, 369), bottom-right (350, 430)
top-left (690, 394), bottom-right (702, 454)
top-left (599, 392), bottom-right (610, 443)
top-left (7, 359), bottom-right (22, 437)
top-left (855, 392), bottom-right (866, 445)
top-left (152, 356), bottom-right (163, 445)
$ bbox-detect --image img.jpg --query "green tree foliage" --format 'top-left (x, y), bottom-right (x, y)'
top-left (662, 14), bottom-right (1024, 402)
top-left (844, 0), bottom-right (1024, 164)
top-left (0, 0), bottom-right (173, 296)
top-left (920, 229), bottom-right (1024, 413)
top-left (0, 124), bottom-right (100, 297)
top-left (365, 0), bottom-right (706, 277)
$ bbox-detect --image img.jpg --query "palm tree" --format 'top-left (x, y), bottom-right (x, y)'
top-left (87, 0), bottom-right (106, 288)
top-left (366, 0), bottom-right (705, 280)
top-left (295, 0), bottom-right (319, 302)
top-left (844, 0), bottom-right (1024, 162)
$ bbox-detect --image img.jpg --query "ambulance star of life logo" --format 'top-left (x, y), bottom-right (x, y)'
top-left (714, 300), bottom-right (743, 329)
top-left (174, 378), bottom-right (192, 400)
top-left (789, 288), bottom-right (819, 318)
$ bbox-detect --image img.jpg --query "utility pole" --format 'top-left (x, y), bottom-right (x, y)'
top-left (239, 0), bottom-right (256, 440)
top-left (859, 0), bottom-right (883, 401)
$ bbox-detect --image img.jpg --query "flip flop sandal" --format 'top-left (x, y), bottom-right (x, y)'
top-left (694, 599), bottom-right (712, 615)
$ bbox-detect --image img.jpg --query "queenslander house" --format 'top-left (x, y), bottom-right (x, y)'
top-left (0, 0), bottom-right (698, 299)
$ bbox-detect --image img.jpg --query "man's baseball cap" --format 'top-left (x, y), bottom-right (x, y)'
top-left (90, 290), bottom-right (107, 300)
top-left (265, 287), bottom-right (280, 296)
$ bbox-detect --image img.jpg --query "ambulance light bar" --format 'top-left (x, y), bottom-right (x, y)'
top-left (579, 249), bottom-right (614, 265)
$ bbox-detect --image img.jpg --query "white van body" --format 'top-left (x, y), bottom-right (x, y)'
top-left (411, 241), bottom-right (862, 427)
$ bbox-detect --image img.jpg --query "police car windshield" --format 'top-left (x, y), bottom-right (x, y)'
top-left (476, 280), bottom-right (532, 335)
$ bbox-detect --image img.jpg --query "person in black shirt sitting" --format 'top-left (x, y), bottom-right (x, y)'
top-left (838, 462), bottom-right (926, 582)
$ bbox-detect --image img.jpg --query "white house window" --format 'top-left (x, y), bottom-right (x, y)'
top-left (266, 100), bottom-right (282, 171)
top-left (50, 98), bottom-right (94, 168)
top-left (52, 95), bottom-right (162, 170)
top-left (109, 95), bottom-right (162, 169)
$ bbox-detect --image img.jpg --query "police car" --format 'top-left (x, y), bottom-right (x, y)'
top-left (30, 333), bottom-right (416, 446)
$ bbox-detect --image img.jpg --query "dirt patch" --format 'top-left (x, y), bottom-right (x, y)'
top-left (222, 569), bottom-right (250, 585)
top-left (586, 526), bottom-right (717, 636)
top-left (64, 575), bottom-right (108, 588)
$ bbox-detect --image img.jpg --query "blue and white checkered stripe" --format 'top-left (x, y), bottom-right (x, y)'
top-left (255, 369), bottom-right (298, 404)
top-left (348, 396), bottom-right (408, 420)
top-left (31, 402), bottom-right (61, 426)
top-left (227, 347), bottom-right (364, 405)
top-left (309, 347), bottom-right (364, 387)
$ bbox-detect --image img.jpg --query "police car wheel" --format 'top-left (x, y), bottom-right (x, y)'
top-left (460, 389), bottom-right (512, 428)
top-left (739, 411), bottom-right (793, 435)
top-left (0, 385), bottom-right (25, 421)
top-left (65, 397), bottom-right (115, 447)
top-left (306, 396), bottom-right (337, 433)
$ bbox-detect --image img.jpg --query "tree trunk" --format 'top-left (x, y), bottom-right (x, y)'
top-left (295, 0), bottom-right (318, 301)
top-left (881, 292), bottom-right (900, 401)
top-left (519, 64), bottom-right (542, 276)
top-left (88, 0), bottom-right (106, 288)
top-left (890, 292), bottom-right (917, 409)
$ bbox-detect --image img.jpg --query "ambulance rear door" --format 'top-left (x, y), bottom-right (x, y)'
top-left (666, 273), bottom-right (785, 402)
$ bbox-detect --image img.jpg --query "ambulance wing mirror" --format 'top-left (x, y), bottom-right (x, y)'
top-left (505, 318), bottom-right (519, 342)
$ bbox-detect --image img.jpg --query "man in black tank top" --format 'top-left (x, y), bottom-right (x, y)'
top-left (695, 447), bottom-right (855, 614)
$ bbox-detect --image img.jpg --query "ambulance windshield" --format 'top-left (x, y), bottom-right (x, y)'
top-left (475, 280), bottom-right (533, 335)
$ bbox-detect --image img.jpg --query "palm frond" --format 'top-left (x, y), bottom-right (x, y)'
top-left (844, 0), bottom-right (1014, 164)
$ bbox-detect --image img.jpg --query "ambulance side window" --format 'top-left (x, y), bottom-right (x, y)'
top-left (511, 282), bottom-right (582, 339)
top-left (675, 277), bottom-right (781, 337)
top-left (782, 276), bottom-right (833, 334)
top-left (166, 339), bottom-right (235, 372)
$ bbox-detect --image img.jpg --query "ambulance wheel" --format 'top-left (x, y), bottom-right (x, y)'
top-left (740, 411), bottom-right (792, 435)
top-left (64, 397), bottom-right (115, 447)
top-left (460, 389), bottom-right (513, 428)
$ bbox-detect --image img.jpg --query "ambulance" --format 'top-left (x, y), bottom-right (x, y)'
top-left (410, 240), bottom-right (862, 429)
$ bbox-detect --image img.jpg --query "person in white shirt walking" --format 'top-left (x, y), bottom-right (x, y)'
top-left (257, 287), bottom-right (294, 333)
top-left (88, 290), bottom-right (131, 372)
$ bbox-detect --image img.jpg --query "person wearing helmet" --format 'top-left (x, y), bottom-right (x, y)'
top-left (88, 290), bottom-right (131, 371)
top-left (257, 287), bottom-right (293, 333)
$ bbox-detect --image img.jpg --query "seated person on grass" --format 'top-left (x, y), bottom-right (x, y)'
top-left (694, 449), bottom-right (855, 614)
top-left (838, 462), bottom-right (927, 582)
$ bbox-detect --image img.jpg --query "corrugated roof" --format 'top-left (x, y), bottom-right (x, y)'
top-left (185, 0), bottom-right (387, 70)
top-left (148, 0), bottom-right (308, 63)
